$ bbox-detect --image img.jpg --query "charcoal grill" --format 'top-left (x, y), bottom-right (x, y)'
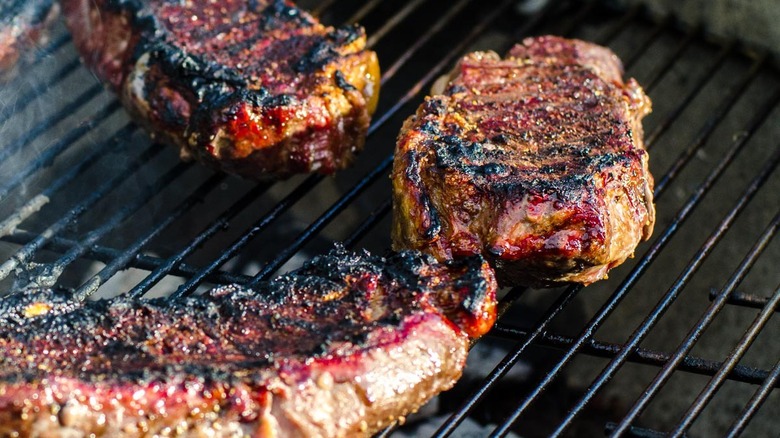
top-left (1, 0), bottom-right (778, 436)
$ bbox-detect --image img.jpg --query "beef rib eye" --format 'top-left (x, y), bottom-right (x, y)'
top-left (0, 247), bottom-right (496, 437)
top-left (392, 36), bottom-right (655, 287)
top-left (60, 0), bottom-right (380, 180)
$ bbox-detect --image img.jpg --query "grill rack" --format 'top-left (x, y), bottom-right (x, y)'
top-left (0, 0), bottom-right (778, 436)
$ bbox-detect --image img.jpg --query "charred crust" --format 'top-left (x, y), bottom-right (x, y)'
top-left (294, 40), bottom-right (339, 73)
top-left (423, 97), bottom-right (447, 116)
top-left (256, 0), bottom-right (313, 30)
top-left (404, 151), bottom-right (442, 240)
top-left (0, 247), bottom-right (494, 387)
top-left (334, 70), bottom-right (357, 91)
top-left (294, 25), bottom-right (363, 73)
top-left (65, 0), bottom-right (376, 180)
top-left (446, 257), bottom-right (491, 316)
top-left (446, 84), bottom-right (468, 95)
top-left (328, 23), bottom-right (363, 46)
top-left (419, 121), bottom-right (441, 136)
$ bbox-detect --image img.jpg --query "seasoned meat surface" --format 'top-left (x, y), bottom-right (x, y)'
top-left (0, 248), bottom-right (496, 437)
top-left (60, 0), bottom-right (380, 180)
top-left (393, 36), bottom-right (655, 287)
top-left (0, 0), bottom-right (58, 80)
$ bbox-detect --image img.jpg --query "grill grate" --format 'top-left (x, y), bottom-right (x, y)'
top-left (0, 0), bottom-right (778, 436)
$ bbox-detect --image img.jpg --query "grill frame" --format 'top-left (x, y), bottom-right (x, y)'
top-left (0, 0), bottom-right (778, 436)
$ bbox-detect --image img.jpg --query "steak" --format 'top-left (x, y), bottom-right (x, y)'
top-left (392, 36), bottom-right (655, 287)
top-left (60, 0), bottom-right (380, 180)
top-left (0, 0), bottom-right (59, 80)
top-left (0, 247), bottom-right (496, 437)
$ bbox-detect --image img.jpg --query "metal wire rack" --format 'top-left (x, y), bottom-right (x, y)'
top-left (0, 0), bottom-right (778, 436)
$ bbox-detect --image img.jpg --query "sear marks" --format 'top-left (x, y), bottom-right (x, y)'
top-left (0, 247), bottom-right (496, 437)
top-left (393, 36), bottom-right (655, 287)
top-left (60, 0), bottom-right (380, 180)
top-left (0, 0), bottom-right (59, 80)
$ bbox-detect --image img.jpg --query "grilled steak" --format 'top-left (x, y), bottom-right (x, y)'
top-left (0, 0), bottom-right (59, 80)
top-left (60, 0), bottom-right (380, 180)
top-left (0, 248), bottom-right (496, 437)
top-left (392, 36), bottom-right (655, 287)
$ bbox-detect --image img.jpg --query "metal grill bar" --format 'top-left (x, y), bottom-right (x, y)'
top-left (0, 58), bottom-right (81, 125)
top-left (377, 0), bottom-right (474, 82)
top-left (310, 0), bottom-right (338, 16)
top-left (30, 161), bottom-right (192, 291)
top-left (548, 148), bottom-right (780, 437)
top-left (35, 33), bottom-right (72, 60)
top-left (169, 175), bottom-right (321, 299)
top-left (0, 83), bottom-right (104, 165)
top-left (342, 199), bottom-right (391, 250)
top-left (0, 123), bottom-right (134, 238)
top-left (369, 0), bottom-right (515, 133)
top-left (490, 323), bottom-right (774, 386)
top-left (489, 85), bottom-right (780, 438)
top-left (612, 209), bottom-right (780, 435)
top-left (345, 0), bottom-right (383, 24)
top-left (669, 281), bottom-right (780, 436)
top-left (0, 101), bottom-right (122, 202)
top-left (709, 289), bottom-right (776, 311)
top-left (1, 230), bottom-right (251, 286)
top-left (642, 27), bottom-right (696, 91)
top-left (72, 172), bottom-right (225, 300)
top-left (621, 16), bottom-right (671, 71)
top-left (726, 358), bottom-right (780, 437)
top-left (433, 288), bottom-right (583, 438)
top-left (126, 181), bottom-right (272, 298)
top-left (365, 0), bottom-right (426, 48)
top-left (247, 155), bottom-right (393, 285)
top-left (643, 43), bottom-right (733, 148)
top-left (0, 143), bottom-right (165, 283)
top-left (605, 423), bottom-right (681, 438)
top-left (653, 56), bottom-right (765, 194)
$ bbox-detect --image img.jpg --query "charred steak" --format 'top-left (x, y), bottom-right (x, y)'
top-left (0, 0), bottom-right (59, 80)
top-left (60, 0), bottom-right (380, 180)
top-left (392, 36), bottom-right (655, 287)
top-left (0, 248), bottom-right (496, 437)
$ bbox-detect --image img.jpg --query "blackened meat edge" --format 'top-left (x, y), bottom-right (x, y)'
top-left (60, 0), bottom-right (380, 180)
top-left (0, 247), bottom-right (496, 437)
top-left (392, 36), bottom-right (655, 287)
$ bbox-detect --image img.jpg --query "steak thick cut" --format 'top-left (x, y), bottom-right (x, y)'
top-left (0, 0), bottom-right (59, 80)
top-left (0, 248), bottom-right (496, 437)
top-left (60, 0), bottom-right (380, 180)
top-left (392, 36), bottom-right (655, 287)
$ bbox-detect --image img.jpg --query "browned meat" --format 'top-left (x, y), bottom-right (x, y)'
top-left (392, 36), bottom-right (655, 287)
top-left (0, 0), bottom-right (59, 80)
top-left (60, 0), bottom-right (380, 180)
top-left (0, 247), bottom-right (496, 437)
